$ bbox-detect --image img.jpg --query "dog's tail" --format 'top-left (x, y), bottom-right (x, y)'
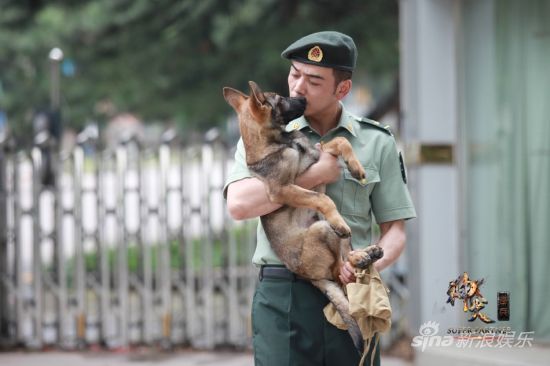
top-left (311, 279), bottom-right (364, 355)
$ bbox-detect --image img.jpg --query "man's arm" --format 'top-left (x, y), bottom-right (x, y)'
top-left (373, 219), bottom-right (406, 271)
top-left (339, 219), bottom-right (406, 284)
top-left (226, 177), bottom-right (280, 220)
top-left (226, 148), bottom-right (342, 220)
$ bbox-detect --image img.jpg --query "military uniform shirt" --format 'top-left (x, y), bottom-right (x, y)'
top-left (224, 105), bottom-right (417, 266)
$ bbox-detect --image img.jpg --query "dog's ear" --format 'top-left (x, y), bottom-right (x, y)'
top-left (223, 87), bottom-right (248, 111)
top-left (249, 81), bottom-right (266, 104)
top-left (248, 81), bottom-right (269, 119)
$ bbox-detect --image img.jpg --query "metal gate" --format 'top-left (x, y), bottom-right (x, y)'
top-left (0, 129), bottom-right (257, 350)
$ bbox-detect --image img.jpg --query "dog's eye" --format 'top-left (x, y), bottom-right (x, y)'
top-left (268, 96), bottom-right (280, 107)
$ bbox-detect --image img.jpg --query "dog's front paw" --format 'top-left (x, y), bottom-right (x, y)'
top-left (347, 159), bottom-right (366, 185)
top-left (348, 245), bottom-right (384, 269)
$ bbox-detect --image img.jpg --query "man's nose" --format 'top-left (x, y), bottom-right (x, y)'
top-left (293, 77), bottom-right (306, 96)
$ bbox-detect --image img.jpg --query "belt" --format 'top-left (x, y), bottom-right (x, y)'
top-left (259, 266), bottom-right (308, 282)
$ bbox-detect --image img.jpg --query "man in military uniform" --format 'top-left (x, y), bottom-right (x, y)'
top-left (224, 31), bottom-right (416, 365)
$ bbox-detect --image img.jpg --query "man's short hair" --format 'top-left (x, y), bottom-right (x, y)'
top-left (333, 69), bottom-right (352, 88)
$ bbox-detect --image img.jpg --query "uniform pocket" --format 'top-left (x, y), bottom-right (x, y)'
top-left (340, 168), bottom-right (380, 216)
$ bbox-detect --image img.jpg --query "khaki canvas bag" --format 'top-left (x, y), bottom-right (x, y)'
top-left (323, 265), bottom-right (392, 366)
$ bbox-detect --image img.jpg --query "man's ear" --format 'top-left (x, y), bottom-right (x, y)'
top-left (223, 87), bottom-right (248, 111)
top-left (335, 79), bottom-right (352, 100)
top-left (248, 81), bottom-right (269, 119)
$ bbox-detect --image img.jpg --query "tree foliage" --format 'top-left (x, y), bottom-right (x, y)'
top-left (0, 0), bottom-right (398, 136)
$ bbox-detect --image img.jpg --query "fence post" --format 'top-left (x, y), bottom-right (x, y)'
top-left (0, 135), bottom-right (15, 346)
top-left (97, 149), bottom-right (112, 346)
top-left (29, 145), bottom-right (44, 348)
top-left (72, 144), bottom-right (86, 347)
top-left (138, 147), bottom-right (153, 346)
top-left (13, 152), bottom-right (25, 345)
top-left (180, 144), bottom-right (193, 345)
top-left (54, 150), bottom-right (69, 348)
top-left (201, 143), bottom-right (215, 349)
top-left (115, 139), bottom-right (129, 348)
top-left (158, 133), bottom-right (177, 347)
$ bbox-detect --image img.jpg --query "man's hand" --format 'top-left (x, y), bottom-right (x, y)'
top-left (339, 261), bottom-right (356, 285)
top-left (315, 149), bottom-right (342, 184)
top-left (338, 220), bottom-right (407, 283)
top-left (296, 144), bottom-right (341, 187)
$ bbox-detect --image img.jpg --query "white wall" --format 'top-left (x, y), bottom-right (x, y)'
top-left (399, 0), bottom-right (462, 334)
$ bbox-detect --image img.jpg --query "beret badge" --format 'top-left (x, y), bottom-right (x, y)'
top-left (307, 45), bottom-right (323, 62)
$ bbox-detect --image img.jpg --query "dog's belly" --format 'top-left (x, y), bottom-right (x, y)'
top-left (261, 206), bottom-right (337, 279)
top-left (293, 207), bottom-right (320, 227)
top-left (263, 206), bottom-right (319, 233)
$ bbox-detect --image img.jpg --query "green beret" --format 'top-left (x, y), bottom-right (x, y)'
top-left (281, 31), bottom-right (357, 72)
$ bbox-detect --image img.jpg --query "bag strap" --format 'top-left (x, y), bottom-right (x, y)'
top-left (358, 333), bottom-right (379, 366)
top-left (354, 265), bottom-right (383, 365)
top-left (355, 268), bottom-right (370, 284)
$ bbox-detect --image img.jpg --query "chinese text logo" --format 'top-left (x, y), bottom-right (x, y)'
top-left (446, 272), bottom-right (494, 323)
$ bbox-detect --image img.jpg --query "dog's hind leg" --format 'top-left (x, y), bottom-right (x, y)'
top-left (311, 279), bottom-right (364, 355)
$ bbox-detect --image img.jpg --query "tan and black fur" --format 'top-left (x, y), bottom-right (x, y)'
top-left (223, 81), bottom-right (383, 353)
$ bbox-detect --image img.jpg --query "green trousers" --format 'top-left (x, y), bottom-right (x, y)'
top-left (252, 275), bottom-right (380, 366)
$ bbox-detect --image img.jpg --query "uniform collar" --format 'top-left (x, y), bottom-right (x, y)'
top-left (285, 103), bottom-right (358, 137)
top-left (285, 115), bottom-right (310, 132)
top-left (335, 105), bottom-right (358, 137)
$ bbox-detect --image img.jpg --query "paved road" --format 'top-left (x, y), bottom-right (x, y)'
top-left (0, 349), bottom-right (412, 366)
top-left (1, 349), bottom-right (252, 366)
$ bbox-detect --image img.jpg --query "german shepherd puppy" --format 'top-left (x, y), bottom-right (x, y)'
top-left (223, 81), bottom-right (383, 353)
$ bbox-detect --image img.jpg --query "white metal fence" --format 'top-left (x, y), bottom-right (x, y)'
top-left (0, 130), bottom-right (257, 350)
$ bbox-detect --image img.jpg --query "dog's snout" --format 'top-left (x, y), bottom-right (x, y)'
top-left (281, 96), bottom-right (306, 123)
top-left (289, 96), bottom-right (307, 114)
top-left (292, 96), bottom-right (307, 109)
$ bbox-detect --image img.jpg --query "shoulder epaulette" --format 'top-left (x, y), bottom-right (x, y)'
top-left (358, 118), bottom-right (393, 136)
